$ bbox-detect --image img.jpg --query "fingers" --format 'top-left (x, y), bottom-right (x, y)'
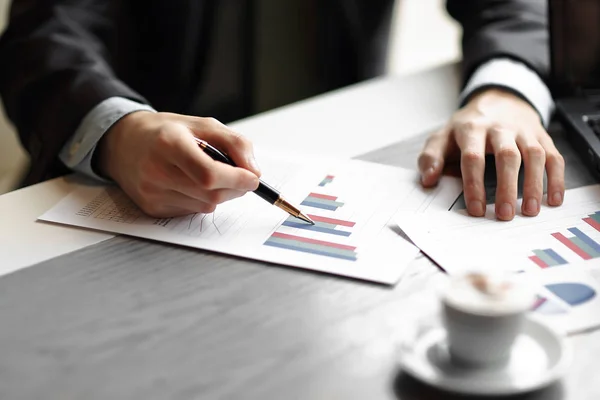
top-left (159, 189), bottom-right (238, 213)
top-left (159, 123), bottom-right (260, 192)
top-left (178, 185), bottom-right (247, 206)
top-left (157, 162), bottom-right (249, 204)
top-left (538, 134), bottom-right (566, 206)
top-left (143, 206), bottom-right (194, 219)
top-left (516, 134), bottom-right (545, 216)
top-left (455, 122), bottom-right (487, 217)
top-left (169, 180), bottom-right (247, 206)
top-left (111, 112), bottom-right (263, 219)
top-left (134, 189), bottom-right (218, 218)
top-left (134, 165), bottom-right (247, 217)
top-left (418, 127), bottom-right (450, 187)
top-left (432, 90), bottom-right (565, 221)
top-left (489, 128), bottom-right (521, 221)
top-left (186, 117), bottom-right (261, 177)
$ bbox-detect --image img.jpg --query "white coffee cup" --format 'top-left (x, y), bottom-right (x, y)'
top-left (441, 270), bottom-right (535, 368)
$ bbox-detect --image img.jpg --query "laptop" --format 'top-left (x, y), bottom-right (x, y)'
top-left (550, 0), bottom-right (600, 178)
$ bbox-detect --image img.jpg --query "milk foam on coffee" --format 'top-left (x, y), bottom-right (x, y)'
top-left (443, 271), bottom-right (534, 315)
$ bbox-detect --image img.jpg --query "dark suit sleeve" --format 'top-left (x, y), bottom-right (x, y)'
top-left (446, 0), bottom-right (549, 85)
top-left (0, 0), bottom-right (147, 184)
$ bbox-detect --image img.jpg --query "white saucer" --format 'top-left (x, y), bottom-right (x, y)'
top-left (398, 316), bottom-right (572, 396)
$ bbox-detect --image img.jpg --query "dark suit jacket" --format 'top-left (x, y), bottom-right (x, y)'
top-left (0, 0), bottom-right (548, 187)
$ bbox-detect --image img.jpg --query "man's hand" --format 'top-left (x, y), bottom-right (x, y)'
top-left (96, 112), bottom-right (261, 218)
top-left (418, 89), bottom-right (565, 221)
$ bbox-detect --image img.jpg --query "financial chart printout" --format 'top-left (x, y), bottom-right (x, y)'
top-left (41, 150), bottom-right (461, 284)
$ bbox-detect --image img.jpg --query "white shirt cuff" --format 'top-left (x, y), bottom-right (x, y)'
top-left (459, 58), bottom-right (555, 127)
top-left (59, 97), bottom-right (156, 182)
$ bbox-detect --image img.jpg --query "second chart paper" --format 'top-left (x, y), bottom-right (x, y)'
top-left (397, 185), bottom-right (600, 333)
top-left (398, 185), bottom-right (600, 275)
top-left (40, 151), bottom-right (461, 284)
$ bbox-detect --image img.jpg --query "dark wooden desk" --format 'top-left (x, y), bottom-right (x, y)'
top-left (1, 113), bottom-right (598, 400)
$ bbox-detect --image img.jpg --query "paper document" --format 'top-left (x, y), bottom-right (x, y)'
top-left (40, 152), bottom-right (462, 284)
top-left (398, 185), bottom-right (600, 274)
top-left (398, 184), bottom-right (600, 332)
top-left (528, 264), bottom-right (600, 335)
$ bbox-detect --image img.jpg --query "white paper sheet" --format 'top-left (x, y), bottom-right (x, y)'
top-left (397, 184), bottom-right (600, 332)
top-left (0, 176), bottom-right (113, 277)
top-left (40, 152), bottom-right (462, 285)
top-left (527, 264), bottom-right (600, 335)
top-left (398, 185), bottom-right (600, 275)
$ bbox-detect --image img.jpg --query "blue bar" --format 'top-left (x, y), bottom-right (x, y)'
top-left (282, 221), bottom-right (351, 237)
top-left (543, 248), bottom-right (568, 265)
top-left (300, 200), bottom-right (338, 211)
top-left (264, 240), bottom-right (357, 261)
top-left (568, 227), bottom-right (600, 253)
top-left (546, 283), bottom-right (596, 306)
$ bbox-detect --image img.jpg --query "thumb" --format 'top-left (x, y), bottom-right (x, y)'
top-left (418, 129), bottom-right (450, 187)
top-left (188, 117), bottom-right (261, 177)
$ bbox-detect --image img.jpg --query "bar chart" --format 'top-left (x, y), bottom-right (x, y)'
top-left (527, 267), bottom-right (600, 334)
top-left (529, 211), bottom-right (600, 268)
top-left (300, 192), bottom-right (345, 211)
top-left (532, 282), bottom-right (596, 316)
top-left (281, 214), bottom-right (355, 237)
top-left (529, 249), bottom-right (567, 268)
top-left (319, 175), bottom-right (335, 187)
top-left (265, 175), bottom-right (360, 261)
top-left (584, 212), bottom-right (600, 230)
top-left (264, 232), bottom-right (358, 261)
top-left (260, 160), bottom-right (459, 275)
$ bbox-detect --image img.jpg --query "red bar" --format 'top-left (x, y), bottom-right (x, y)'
top-left (529, 255), bottom-right (549, 269)
top-left (532, 296), bottom-right (547, 310)
top-left (552, 232), bottom-right (592, 260)
top-left (326, 175), bottom-right (334, 179)
top-left (584, 217), bottom-right (600, 232)
top-left (308, 192), bottom-right (338, 201)
top-left (272, 232), bottom-right (356, 251)
top-left (307, 214), bottom-right (356, 227)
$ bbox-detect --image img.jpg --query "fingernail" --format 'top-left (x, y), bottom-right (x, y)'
top-left (420, 163), bottom-right (439, 185)
top-left (498, 203), bottom-right (514, 220)
top-left (428, 161), bottom-right (440, 174)
top-left (551, 192), bottom-right (563, 205)
top-left (470, 200), bottom-right (485, 216)
top-left (420, 161), bottom-right (438, 176)
top-left (420, 167), bottom-right (434, 183)
top-left (524, 198), bottom-right (539, 215)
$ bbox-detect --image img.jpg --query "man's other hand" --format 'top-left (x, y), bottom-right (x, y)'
top-left (418, 89), bottom-right (565, 221)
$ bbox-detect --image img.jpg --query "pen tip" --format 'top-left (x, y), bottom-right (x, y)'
top-left (299, 212), bottom-right (315, 225)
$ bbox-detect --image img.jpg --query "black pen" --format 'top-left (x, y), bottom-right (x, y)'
top-left (194, 138), bottom-right (315, 225)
